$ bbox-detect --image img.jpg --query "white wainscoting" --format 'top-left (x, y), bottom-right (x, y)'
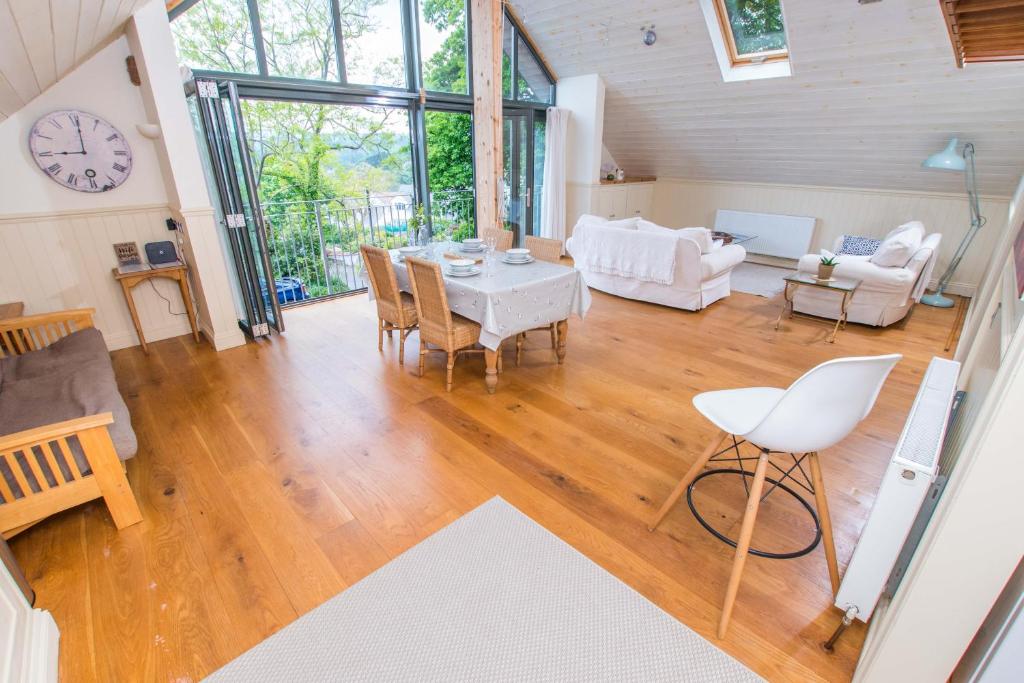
top-left (651, 178), bottom-right (1011, 295)
top-left (0, 204), bottom-right (199, 350)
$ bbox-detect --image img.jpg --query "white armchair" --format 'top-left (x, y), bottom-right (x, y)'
top-left (793, 232), bottom-right (942, 327)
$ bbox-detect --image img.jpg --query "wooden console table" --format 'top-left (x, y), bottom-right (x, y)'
top-left (112, 265), bottom-right (200, 353)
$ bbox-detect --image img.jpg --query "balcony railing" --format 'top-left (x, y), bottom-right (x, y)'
top-left (260, 189), bottom-right (475, 305)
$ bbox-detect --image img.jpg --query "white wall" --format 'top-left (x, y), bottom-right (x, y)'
top-left (0, 37), bottom-right (195, 350)
top-left (853, 177), bottom-right (1024, 682)
top-left (0, 37), bottom-right (168, 214)
top-left (651, 178), bottom-right (1011, 294)
top-left (557, 74), bottom-right (605, 186)
top-left (0, 17), bottom-right (245, 353)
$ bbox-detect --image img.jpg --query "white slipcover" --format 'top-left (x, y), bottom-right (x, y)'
top-left (793, 232), bottom-right (942, 327)
top-left (566, 217), bottom-right (746, 311)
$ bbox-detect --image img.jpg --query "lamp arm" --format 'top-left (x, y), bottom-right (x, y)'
top-left (934, 143), bottom-right (986, 296)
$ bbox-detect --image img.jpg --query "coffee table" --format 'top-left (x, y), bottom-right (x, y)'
top-left (776, 272), bottom-right (861, 343)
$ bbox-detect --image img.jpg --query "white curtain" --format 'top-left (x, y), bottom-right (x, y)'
top-left (540, 107), bottom-right (570, 249)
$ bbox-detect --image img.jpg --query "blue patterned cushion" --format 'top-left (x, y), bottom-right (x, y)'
top-left (838, 234), bottom-right (882, 256)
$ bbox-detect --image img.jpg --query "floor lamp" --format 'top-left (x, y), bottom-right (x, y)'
top-left (920, 138), bottom-right (987, 308)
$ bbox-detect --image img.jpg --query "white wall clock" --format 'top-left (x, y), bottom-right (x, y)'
top-left (28, 109), bottom-right (133, 193)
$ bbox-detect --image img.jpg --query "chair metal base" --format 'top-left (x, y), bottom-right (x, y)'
top-left (686, 469), bottom-right (822, 559)
top-left (685, 438), bottom-right (823, 560)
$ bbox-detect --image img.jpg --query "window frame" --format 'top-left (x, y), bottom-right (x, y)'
top-left (711, 0), bottom-right (789, 67)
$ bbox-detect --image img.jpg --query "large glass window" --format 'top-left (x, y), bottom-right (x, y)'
top-left (257, 0), bottom-right (339, 81)
top-left (713, 0), bottom-right (788, 65)
top-left (243, 99), bottom-right (414, 296)
top-left (171, 0), bottom-right (259, 73)
top-left (340, 0), bottom-right (406, 87)
top-left (425, 110), bottom-right (474, 239)
top-left (515, 36), bottom-right (551, 104)
top-left (419, 0), bottom-right (468, 94)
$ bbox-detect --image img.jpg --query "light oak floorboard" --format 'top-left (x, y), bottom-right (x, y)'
top-left (10, 289), bottom-right (962, 682)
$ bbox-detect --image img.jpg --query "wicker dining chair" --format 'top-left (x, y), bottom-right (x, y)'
top-left (480, 227), bottom-right (514, 251)
top-left (516, 236), bottom-right (564, 366)
top-left (360, 244), bottom-right (418, 365)
top-left (405, 256), bottom-right (499, 391)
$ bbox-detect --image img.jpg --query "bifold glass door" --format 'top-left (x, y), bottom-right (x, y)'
top-left (503, 109), bottom-right (545, 246)
top-left (192, 80), bottom-right (283, 337)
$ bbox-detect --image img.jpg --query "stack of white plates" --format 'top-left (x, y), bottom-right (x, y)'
top-left (446, 258), bottom-right (481, 277)
top-left (502, 248), bottom-right (534, 264)
top-left (397, 245), bottom-right (424, 261)
top-left (460, 238), bottom-right (484, 253)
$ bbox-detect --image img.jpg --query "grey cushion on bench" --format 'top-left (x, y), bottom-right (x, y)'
top-left (0, 328), bottom-right (136, 499)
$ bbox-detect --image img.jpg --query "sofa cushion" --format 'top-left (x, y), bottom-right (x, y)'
top-left (604, 217), bottom-right (639, 231)
top-left (637, 221), bottom-right (714, 253)
top-left (871, 223), bottom-right (924, 267)
top-left (0, 328), bottom-right (137, 462)
top-left (838, 235), bottom-right (882, 256)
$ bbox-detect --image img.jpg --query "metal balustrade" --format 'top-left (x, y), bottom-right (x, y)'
top-left (260, 190), bottom-right (475, 305)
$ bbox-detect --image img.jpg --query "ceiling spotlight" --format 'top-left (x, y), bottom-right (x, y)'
top-left (641, 25), bottom-right (657, 46)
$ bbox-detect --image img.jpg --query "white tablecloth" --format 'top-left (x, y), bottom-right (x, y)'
top-left (376, 246), bottom-right (591, 350)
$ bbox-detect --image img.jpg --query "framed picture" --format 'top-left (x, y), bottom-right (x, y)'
top-left (113, 242), bottom-right (141, 267)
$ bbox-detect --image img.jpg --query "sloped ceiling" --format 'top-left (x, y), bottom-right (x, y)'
top-left (0, 0), bottom-right (153, 125)
top-left (509, 0), bottom-right (1024, 196)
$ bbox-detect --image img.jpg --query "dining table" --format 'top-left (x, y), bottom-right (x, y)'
top-left (384, 243), bottom-right (592, 393)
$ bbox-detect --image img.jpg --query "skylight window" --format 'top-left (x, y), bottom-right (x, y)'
top-left (699, 0), bottom-right (791, 82)
top-left (714, 0), bottom-right (788, 65)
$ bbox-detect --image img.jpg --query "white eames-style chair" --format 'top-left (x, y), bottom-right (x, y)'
top-left (649, 353), bottom-right (902, 638)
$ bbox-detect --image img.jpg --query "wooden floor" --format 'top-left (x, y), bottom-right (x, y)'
top-left (10, 287), bottom-right (962, 682)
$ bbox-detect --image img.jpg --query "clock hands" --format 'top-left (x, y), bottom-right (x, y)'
top-left (71, 113), bottom-right (86, 155)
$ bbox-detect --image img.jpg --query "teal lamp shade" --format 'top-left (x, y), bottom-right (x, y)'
top-left (923, 138), bottom-right (966, 172)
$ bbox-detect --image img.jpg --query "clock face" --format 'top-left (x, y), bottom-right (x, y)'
top-left (28, 110), bottom-right (132, 193)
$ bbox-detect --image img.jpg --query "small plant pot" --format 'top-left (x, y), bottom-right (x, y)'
top-left (817, 263), bottom-right (836, 281)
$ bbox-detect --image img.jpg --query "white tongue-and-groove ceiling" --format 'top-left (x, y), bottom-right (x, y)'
top-left (0, 0), bottom-right (153, 126)
top-left (510, 0), bottom-right (1024, 196)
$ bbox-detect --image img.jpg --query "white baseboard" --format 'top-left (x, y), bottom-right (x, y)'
top-left (202, 321), bottom-right (247, 351)
top-left (101, 319), bottom-right (195, 351)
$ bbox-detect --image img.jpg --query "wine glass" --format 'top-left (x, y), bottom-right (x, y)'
top-left (484, 233), bottom-right (498, 275)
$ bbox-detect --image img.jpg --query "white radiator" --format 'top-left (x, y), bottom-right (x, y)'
top-left (714, 209), bottom-right (817, 259)
top-left (834, 356), bottom-right (960, 622)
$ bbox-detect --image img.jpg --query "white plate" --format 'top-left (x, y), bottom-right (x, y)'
top-left (445, 266), bottom-right (482, 277)
top-left (502, 255), bottom-right (535, 264)
top-left (460, 245), bottom-right (485, 253)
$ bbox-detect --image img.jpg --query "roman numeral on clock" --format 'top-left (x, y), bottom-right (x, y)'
top-left (112, 163), bottom-right (128, 173)
top-left (106, 134), bottom-right (119, 142)
top-left (46, 163), bottom-right (62, 174)
top-left (67, 173), bottom-right (77, 185)
top-left (114, 150), bottom-right (128, 156)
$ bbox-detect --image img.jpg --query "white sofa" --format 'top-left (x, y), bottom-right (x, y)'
top-left (565, 215), bottom-right (746, 311)
top-left (793, 231), bottom-right (942, 327)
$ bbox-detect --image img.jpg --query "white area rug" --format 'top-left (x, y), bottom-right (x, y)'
top-left (205, 498), bottom-right (762, 683)
top-left (730, 262), bottom-right (791, 298)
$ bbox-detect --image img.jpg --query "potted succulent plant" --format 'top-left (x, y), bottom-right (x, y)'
top-left (818, 250), bottom-right (839, 281)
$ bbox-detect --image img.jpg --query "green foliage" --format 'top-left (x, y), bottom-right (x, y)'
top-left (820, 254), bottom-right (839, 266)
top-left (723, 0), bottom-right (786, 54)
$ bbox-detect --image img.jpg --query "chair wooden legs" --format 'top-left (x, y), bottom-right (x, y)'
top-left (649, 429), bottom-right (729, 531)
top-left (515, 333), bottom-right (524, 367)
top-left (718, 448), bottom-right (770, 639)
top-left (446, 351), bottom-right (455, 392)
top-left (418, 339), bottom-right (426, 377)
top-left (809, 452), bottom-right (841, 595)
top-left (377, 318), bottom-right (384, 351)
top-left (549, 323), bottom-right (556, 349)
